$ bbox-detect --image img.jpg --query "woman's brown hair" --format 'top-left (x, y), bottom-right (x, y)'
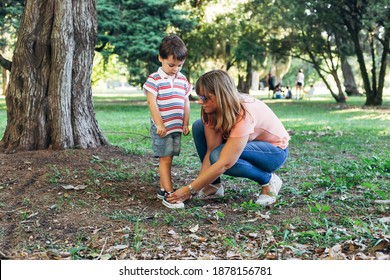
top-left (195, 70), bottom-right (246, 139)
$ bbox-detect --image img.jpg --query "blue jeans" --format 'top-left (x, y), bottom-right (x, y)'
top-left (192, 119), bottom-right (288, 185)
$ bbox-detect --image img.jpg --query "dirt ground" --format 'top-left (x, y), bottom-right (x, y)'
top-left (0, 145), bottom-right (388, 260)
top-left (0, 146), bottom-right (173, 259)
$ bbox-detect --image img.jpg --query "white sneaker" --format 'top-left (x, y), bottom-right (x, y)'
top-left (269, 174), bottom-right (282, 196)
top-left (193, 184), bottom-right (224, 200)
top-left (255, 174), bottom-right (282, 206)
top-left (255, 194), bottom-right (276, 206)
top-left (162, 198), bottom-right (185, 209)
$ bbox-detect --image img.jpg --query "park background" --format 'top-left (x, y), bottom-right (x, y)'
top-left (0, 0), bottom-right (389, 262)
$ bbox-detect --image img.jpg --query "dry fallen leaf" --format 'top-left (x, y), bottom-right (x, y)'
top-left (171, 245), bottom-right (183, 252)
top-left (378, 217), bottom-right (390, 223)
top-left (375, 252), bottom-right (389, 260)
top-left (189, 224), bottom-right (199, 233)
top-left (374, 200), bottom-right (390, 204)
top-left (100, 254), bottom-right (111, 260)
top-left (61, 185), bottom-right (87, 190)
top-left (168, 229), bottom-right (180, 239)
top-left (326, 244), bottom-right (347, 260)
top-left (108, 245), bottom-right (128, 252)
top-left (353, 252), bottom-right (373, 260)
top-left (226, 250), bottom-right (242, 259)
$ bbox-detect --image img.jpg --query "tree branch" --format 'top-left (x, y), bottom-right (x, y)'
top-left (0, 53), bottom-right (12, 71)
top-left (95, 41), bottom-right (107, 52)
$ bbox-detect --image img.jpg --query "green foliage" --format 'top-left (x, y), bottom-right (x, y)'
top-left (88, 157), bottom-right (134, 182)
top-left (1, 0), bottom-right (389, 103)
top-left (240, 200), bottom-right (263, 212)
top-left (96, 0), bottom-right (195, 87)
top-left (308, 203), bottom-right (331, 214)
top-left (0, 0), bottom-right (23, 49)
top-left (108, 210), bottom-right (141, 223)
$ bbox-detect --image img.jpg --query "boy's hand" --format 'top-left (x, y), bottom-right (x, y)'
top-left (156, 124), bottom-right (167, 137)
top-left (183, 125), bottom-right (190, 136)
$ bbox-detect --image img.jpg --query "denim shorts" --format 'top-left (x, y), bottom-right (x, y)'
top-left (150, 122), bottom-right (182, 157)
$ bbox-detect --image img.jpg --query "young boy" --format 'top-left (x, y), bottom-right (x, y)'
top-left (143, 35), bottom-right (192, 209)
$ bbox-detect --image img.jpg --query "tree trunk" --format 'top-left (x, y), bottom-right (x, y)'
top-left (273, 56), bottom-right (291, 85)
top-left (307, 51), bottom-right (346, 103)
top-left (1, 67), bottom-right (7, 95)
top-left (341, 55), bottom-right (360, 96)
top-left (1, 0), bottom-right (108, 153)
top-left (331, 69), bottom-right (347, 103)
top-left (237, 60), bottom-right (252, 94)
top-left (343, 17), bottom-right (383, 106)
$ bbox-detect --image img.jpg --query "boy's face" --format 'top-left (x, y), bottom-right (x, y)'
top-left (159, 55), bottom-right (185, 77)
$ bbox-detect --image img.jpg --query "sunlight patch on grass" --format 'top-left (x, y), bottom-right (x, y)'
top-left (347, 114), bottom-right (390, 121)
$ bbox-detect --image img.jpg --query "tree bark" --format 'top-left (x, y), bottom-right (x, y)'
top-left (340, 55), bottom-right (360, 96)
top-left (1, 0), bottom-right (108, 153)
top-left (237, 60), bottom-right (252, 94)
top-left (1, 67), bottom-right (7, 95)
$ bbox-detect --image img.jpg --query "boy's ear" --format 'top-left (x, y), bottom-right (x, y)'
top-left (158, 55), bottom-right (163, 62)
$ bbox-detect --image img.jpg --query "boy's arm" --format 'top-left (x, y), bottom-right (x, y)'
top-left (182, 97), bottom-right (190, 136)
top-left (146, 91), bottom-right (166, 137)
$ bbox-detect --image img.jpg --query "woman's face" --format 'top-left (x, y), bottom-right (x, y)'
top-left (197, 92), bottom-right (218, 114)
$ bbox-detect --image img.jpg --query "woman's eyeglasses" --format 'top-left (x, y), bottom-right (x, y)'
top-left (198, 95), bottom-right (209, 103)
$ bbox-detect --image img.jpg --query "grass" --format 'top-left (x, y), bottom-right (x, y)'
top-left (0, 90), bottom-right (389, 260)
top-left (1, 92), bottom-right (390, 206)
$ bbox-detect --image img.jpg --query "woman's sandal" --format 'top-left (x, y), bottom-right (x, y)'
top-left (193, 184), bottom-right (225, 200)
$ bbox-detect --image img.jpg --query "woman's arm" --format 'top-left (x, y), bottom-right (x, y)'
top-left (166, 133), bottom-right (250, 203)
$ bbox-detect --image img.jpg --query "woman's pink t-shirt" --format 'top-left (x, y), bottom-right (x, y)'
top-left (229, 97), bottom-right (290, 149)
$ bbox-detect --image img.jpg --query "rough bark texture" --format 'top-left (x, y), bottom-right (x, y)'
top-left (2, 67), bottom-right (8, 95)
top-left (341, 56), bottom-right (360, 96)
top-left (1, 0), bottom-right (108, 153)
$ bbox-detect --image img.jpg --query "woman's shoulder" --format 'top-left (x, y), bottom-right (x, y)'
top-left (240, 94), bottom-right (258, 103)
top-left (240, 95), bottom-right (264, 108)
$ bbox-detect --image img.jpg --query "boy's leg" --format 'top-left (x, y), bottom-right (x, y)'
top-left (159, 132), bottom-right (181, 193)
top-left (159, 156), bottom-right (174, 193)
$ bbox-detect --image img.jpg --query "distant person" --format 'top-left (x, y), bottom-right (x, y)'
top-left (308, 84), bottom-right (315, 100)
top-left (166, 70), bottom-right (290, 208)
top-left (143, 35), bottom-right (192, 209)
top-left (274, 83), bottom-right (282, 99)
top-left (266, 71), bottom-right (275, 98)
top-left (285, 86), bottom-right (292, 99)
top-left (295, 69), bottom-right (304, 99)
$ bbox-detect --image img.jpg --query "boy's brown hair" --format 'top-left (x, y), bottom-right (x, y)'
top-left (159, 35), bottom-right (188, 61)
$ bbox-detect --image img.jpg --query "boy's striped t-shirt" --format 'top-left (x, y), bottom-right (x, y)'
top-left (143, 68), bottom-right (192, 135)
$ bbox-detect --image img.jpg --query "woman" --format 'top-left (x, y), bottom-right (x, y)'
top-left (165, 70), bottom-right (290, 208)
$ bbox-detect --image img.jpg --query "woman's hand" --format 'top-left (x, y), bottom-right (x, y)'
top-left (166, 186), bottom-right (191, 203)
